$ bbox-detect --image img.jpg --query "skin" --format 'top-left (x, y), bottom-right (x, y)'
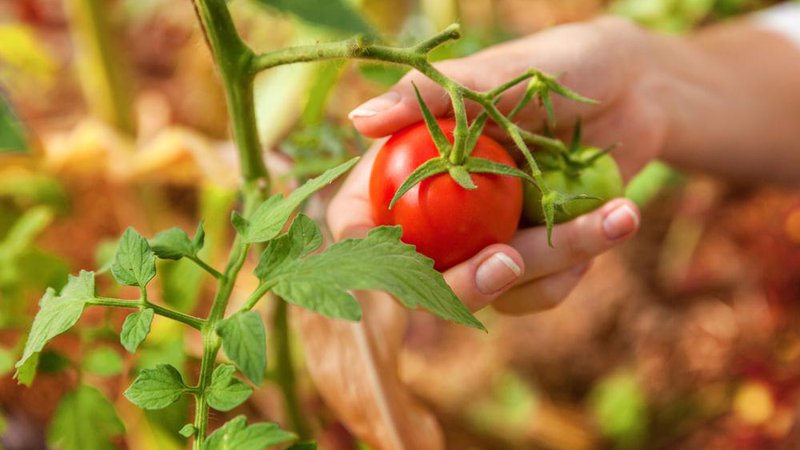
top-left (332, 15), bottom-right (800, 315)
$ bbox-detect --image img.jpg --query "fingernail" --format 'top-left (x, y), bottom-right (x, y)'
top-left (476, 252), bottom-right (522, 295)
top-left (348, 91), bottom-right (401, 119)
top-left (602, 203), bottom-right (639, 240)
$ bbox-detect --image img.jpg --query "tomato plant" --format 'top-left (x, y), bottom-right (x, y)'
top-left (523, 146), bottom-right (623, 224)
top-left (370, 119), bottom-right (523, 270)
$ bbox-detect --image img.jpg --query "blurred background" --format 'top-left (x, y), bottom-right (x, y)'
top-left (1, 0), bottom-right (800, 449)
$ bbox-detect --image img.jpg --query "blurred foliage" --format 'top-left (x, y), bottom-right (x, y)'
top-left (0, 24), bottom-right (57, 96)
top-left (589, 371), bottom-right (649, 449)
top-left (280, 123), bottom-right (365, 179)
top-left (48, 385), bottom-right (126, 450)
top-left (0, 94), bottom-right (30, 154)
top-left (466, 371), bottom-right (539, 437)
top-left (610, 0), bottom-right (771, 32)
top-left (250, 0), bottom-right (376, 36)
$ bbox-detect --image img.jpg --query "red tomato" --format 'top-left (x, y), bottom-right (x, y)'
top-left (369, 119), bottom-right (523, 271)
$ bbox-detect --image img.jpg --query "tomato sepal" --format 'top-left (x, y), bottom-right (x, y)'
top-left (388, 157), bottom-right (449, 209)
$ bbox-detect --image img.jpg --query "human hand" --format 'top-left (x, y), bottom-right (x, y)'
top-left (329, 17), bottom-right (656, 314)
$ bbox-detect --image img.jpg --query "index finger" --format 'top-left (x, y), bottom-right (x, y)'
top-left (326, 142), bottom-right (383, 240)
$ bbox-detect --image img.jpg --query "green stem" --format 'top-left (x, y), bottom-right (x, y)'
top-left (272, 298), bottom-right (309, 439)
top-left (192, 0), bottom-right (267, 186)
top-left (90, 297), bottom-right (206, 330)
top-left (188, 255), bottom-right (224, 279)
top-left (64, 0), bottom-right (135, 135)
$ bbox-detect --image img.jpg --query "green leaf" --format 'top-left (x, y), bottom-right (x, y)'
top-left (111, 228), bottom-right (156, 287)
top-left (15, 270), bottom-right (96, 374)
top-left (448, 165), bottom-right (477, 190)
top-left (150, 223), bottom-right (204, 260)
top-left (207, 364), bottom-right (253, 412)
top-left (0, 93), bottom-right (29, 154)
top-left (82, 347), bottom-right (123, 377)
top-left (388, 157), bottom-right (449, 209)
top-left (255, 221), bottom-right (484, 330)
top-left (217, 311), bottom-right (266, 384)
top-left (15, 353), bottom-right (38, 386)
top-left (464, 158), bottom-right (535, 184)
top-left (252, 0), bottom-right (375, 36)
top-left (233, 158), bottom-right (358, 243)
top-left (124, 364), bottom-right (188, 409)
top-left (412, 82), bottom-right (450, 157)
top-left (48, 385), bottom-right (125, 450)
top-left (179, 424), bottom-right (196, 438)
top-left (204, 415), bottom-right (296, 450)
top-left (120, 308), bottom-right (154, 353)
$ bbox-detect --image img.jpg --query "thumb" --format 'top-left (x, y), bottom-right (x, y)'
top-left (348, 70), bottom-right (453, 138)
top-left (442, 244), bottom-right (525, 312)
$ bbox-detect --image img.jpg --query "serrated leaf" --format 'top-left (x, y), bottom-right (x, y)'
top-left (111, 228), bottom-right (156, 287)
top-left (120, 308), bottom-right (154, 353)
top-left (179, 424), bottom-right (196, 438)
top-left (234, 158), bottom-right (358, 243)
top-left (0, 93), bottom-right (29, 153)
top-left (150, 227), bottom-right (197, 260)
top-left (255, 223), bottom-right (484, 330)
top-left (412, 82), bottom-right (450, 157)
top-left (124, 364), bottom-right (187, 409)
top-left (207, 364), bottom-right (253, 412)
top-left (388, 157), bottom-right (449, 209)
top-left (448, 165), bottom-right (477, 190)
top-left (464, 157), bottom-right (535, 184)
top-left (252, 0), bottom-right (375, 36)
top-left (217, 311), bottom-right (266, 383)
top-left (82, 347), bottom-right (123, 377)
top-left (48, 385), bottom-right (125, 450)
top-left (15, 271), bottom-right (96, 374)
top-left (15, 353), bottom-right (38, 386)
top-left (204, 415), bottom-right (296, 450)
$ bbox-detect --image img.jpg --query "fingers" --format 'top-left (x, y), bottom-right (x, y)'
top-left (348, 61), bottom-right (468, 138)
top-left (440, 198), bottom-right (640, 316)
top-left (512, 198), bottom-right (640, 283)
top-left (441, 244), bottom-right (526, 313)
top-left (492, 262), bottom-right (591, 315)
top-left (326, 142), bottom-right (383, 240)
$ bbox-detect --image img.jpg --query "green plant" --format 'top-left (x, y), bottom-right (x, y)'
top-left (11, 0), bottom-right (607, 448)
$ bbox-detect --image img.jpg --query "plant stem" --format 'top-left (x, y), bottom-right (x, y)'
top-left (191, 0), bottom-right (268, 186)
top-left (64, 0), bottom-right (136, 135)
top-left (272, 298), bottom-right (309, 438)
top-left (90, 297), bottom-right (206, 330)
top-left (188, 255), bottom-right (224, 279)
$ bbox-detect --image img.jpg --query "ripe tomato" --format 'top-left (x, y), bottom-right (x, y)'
top-left (370, 119), bottom-right (523, 271)
top-left (523, 147), bottom-right (623, 224)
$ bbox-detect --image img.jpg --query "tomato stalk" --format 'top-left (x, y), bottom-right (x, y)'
top-left (64, 0), bottom-right (136, 135)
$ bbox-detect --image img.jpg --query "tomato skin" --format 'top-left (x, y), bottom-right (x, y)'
top-left (523, 148), bottom-right (624, 224)
top-left (369, 119), bottom-right (523, 271)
